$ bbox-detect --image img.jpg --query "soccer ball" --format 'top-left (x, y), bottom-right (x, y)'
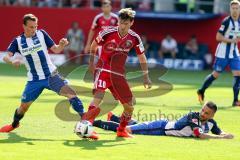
top-left (74, 120), bottom-right (94, 138)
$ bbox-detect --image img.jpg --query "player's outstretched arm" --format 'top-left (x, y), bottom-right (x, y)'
top-left (50, 38), bottom-right (69, 54)
top-left (198, 132), bottom-right (234, 139)
top-left (3, 52), bottom-right (21, 68)
top-left (88, 40), bottom-right (98, 74)
top-left (137, 53), bottom-right (152, 89)
top-left (84, 29), bottom-right (95, 54)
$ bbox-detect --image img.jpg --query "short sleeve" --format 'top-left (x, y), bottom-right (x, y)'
top-left (7, 38), bottom-right (20, 55)
top-left (209, 119), bottom-right (222, 135)
top-left (95, 29), bottom-right (107, 45)
top-left (218, 17), bottom-right (230, 36)
top-left (134, 34), bottom-right (145, 55)
top-left (41, 30), bottom-right (55, 48)
top-left (91, 16), bottom-right (99, 30)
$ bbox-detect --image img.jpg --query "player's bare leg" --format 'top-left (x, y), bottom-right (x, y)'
top-left (0, 102), bottom-right (32, 132)
top-left (197, 71), bottom-right (219, 104)
top-left (232, 70), bottom-right (240, 106)
top-left (59, 85), bottom-right (84, 116)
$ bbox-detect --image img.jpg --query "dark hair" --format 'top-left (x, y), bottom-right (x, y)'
top-left (118, 8), bottom-right (135, 22)
top-left (230, 0), bottom-right (240, 6)
top-left (102, 0), bottom-right (111, 6)
top-left (205, 101), bottom-right (218, 112)
top-left (23, 14), bottom-right (38, 25)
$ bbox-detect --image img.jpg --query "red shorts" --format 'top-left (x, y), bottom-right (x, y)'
top-left (93, 69), bottom-right (133, 104)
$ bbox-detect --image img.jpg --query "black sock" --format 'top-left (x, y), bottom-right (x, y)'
top-left (200, 74), bottom-right (216, 93)
top-left (12, 109), bottom-right (24, 128)
top-left (93, 120), bottom-right (119, 132)
top-left (233, 76), bottom-right (240, 102)
top-left (111, 114), bottom-right (138, 125)
top-left (110, 114), bottom-right (121, 123)
top-left (128, 119), bottom-right (138, 125)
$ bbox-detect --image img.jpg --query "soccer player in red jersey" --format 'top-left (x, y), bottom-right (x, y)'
top-left (81, 8), bottom-right (152, 138)
top-left (84, 0), bottom-right (118, 54)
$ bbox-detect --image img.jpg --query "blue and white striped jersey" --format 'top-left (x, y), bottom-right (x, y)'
top-left (215, 16), bottom-right (240, 59)
top-left (7, 30), bottom-right (57, 81)
top-left (164, 112), bottom-right (222, 137)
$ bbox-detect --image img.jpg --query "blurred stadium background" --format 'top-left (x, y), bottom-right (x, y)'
top-left (0, 0), bottom-right (232, 70)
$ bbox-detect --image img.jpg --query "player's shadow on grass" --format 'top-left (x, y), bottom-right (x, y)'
top-left (0, 133), bottom-right (54, 145)
top-left (168, 135), bottom-right (210, 141)
top-left (63, 136), bottom-right (135, 150)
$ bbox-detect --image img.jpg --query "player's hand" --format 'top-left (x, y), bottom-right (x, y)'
top-left (143, 74), bottom-right (152, 89)
top-left (232, 38), bottom-right (240, 43)
top-left (222, 133), bottom-right (234, 139)
top-left (59, 38), bottom-right (69, 47)
top-left (12, 59), bottom-right (21, 68)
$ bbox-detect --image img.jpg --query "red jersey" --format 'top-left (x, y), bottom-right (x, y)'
top-left (91, 12), bottom-right (118, 34)
top-left (95, 27), bottom-right (145, 74)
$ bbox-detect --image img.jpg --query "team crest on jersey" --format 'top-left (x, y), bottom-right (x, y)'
top-left (119, 40), bottom-right (133, 50)
top-left (125, 40), bottom-right (133, 48)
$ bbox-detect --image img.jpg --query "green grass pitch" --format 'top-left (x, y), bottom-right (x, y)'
top-left (0, 63), bottom-right (240, 160)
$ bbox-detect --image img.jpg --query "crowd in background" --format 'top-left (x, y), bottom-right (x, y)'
top-left (0, 0), bottom-right (230, 14)
top-left (0, 0), bottom-right (213, 67)
top-left (63, 20), bottom-right (211, 68)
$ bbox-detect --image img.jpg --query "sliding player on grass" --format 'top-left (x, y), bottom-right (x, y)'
top-left (94, 101), bottom-right (234, 139)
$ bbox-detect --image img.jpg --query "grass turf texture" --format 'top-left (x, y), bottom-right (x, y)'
top-left (0, 63), bottom-right (239, 160)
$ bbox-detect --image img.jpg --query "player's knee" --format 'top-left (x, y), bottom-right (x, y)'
top-left (126, 97), bottom-right (136, 106)
top-left (94, 91), bottom-right (105, 100)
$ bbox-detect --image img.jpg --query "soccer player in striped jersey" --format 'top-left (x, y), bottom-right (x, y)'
top-left (81, 8), bottom-right (152, 138)
top-left (197, 0), bottom-right (240, 106)
top-left (84, 0), bottom-right (118, 54)
top-left (0, 14), bottom-right (84, 132)
top-left (93, 101), bottom-right (234, 139)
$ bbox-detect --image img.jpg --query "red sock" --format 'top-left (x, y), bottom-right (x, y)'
top-left (119, 112), bottom-right (132, 131)
top-left (88, 105), bottom-right (97, 111)
top-left (82, 107), bottom-right (101, 124)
